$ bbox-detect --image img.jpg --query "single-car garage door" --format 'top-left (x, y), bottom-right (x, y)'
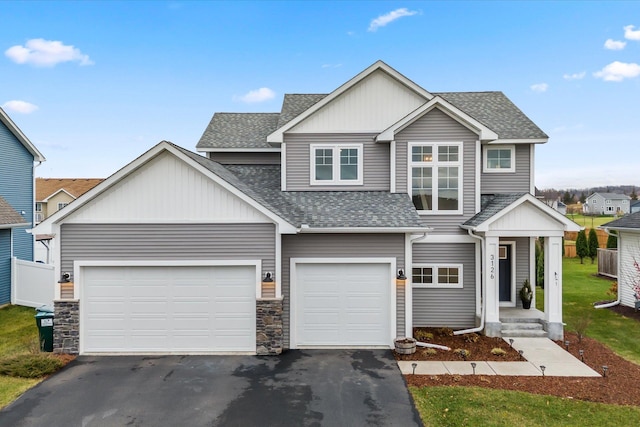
top-left (81, 264), bottom-right (256, 353)
top-left (293, 262), bottom-right (392, 348)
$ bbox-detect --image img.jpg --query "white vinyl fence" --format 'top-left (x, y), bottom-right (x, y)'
top-left (11, 257), bottom-right (55, 308)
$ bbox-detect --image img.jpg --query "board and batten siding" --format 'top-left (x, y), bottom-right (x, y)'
top-left (0, 121), bottom-right (34, 262)
top-left (395, 108), bottom-right (478, 235)
top-left (509, 238), bottom-right (531, 308)
top-left (60, 223), bottom-right (275, 289)
top-left (412, 242), bottom-right (476, 328)
top-left (284, 134), bottom-right (390, 191)
top-left (481, 144), bottom-right (531, 194)
top-left (281, 233), bottom-right (405, 348)
top-left (207, 151), bottom-right (281, 165)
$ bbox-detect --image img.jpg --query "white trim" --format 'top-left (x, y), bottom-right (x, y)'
top-left (411, 263), bottom-right (464, 289)
top-left (483, 144), bottom-right (515, 173)
top-left (309, 143), bottom-right (364, 186)
top-left (408, 141), bottom-right (464, 215)
top-left (267, 60), bottom-right (433, 144)
top-left (475, 239), bottom-right (482, 317)
top-left (289, 257), bottom-right (396, 349)
top-left (404, 234), bottom-right (412, 338)
top-left (412, 233), bottom-right (477, 244)
top-left (529, 237), bottom-right (536, 305)
top-left (390, 140), bottom-right (396, 193)
top-left (281, 142), bottom-right (287, 191)
top-left (529, 144), bottom-right (536, 195)
top-left (498, 241), bottom-right (516, 307)
top-left (0, 107), bottom-right (46, 162)
top-left (275, 224), bottom-right (282, 298)
top-left (475, 140), bottom-right (481, 213)
top-left (42, 188), bottom-right (76, 203)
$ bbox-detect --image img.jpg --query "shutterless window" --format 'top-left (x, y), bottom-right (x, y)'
top-left (483, 145), bottom-right (515, 173)
top-left (57, 202), bottom-right (68, 210)
top-left (412, 264), bottom-right (462, 288)
top-left (410, 143), bottom-right (461, 213)
top-left (35, 202), bottom-right (42, 212)
top-left (311, 144), bottom-right (363, 185)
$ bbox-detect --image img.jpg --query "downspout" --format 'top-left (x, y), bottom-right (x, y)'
top-left (594, 227), bottom-right (621, 309)
top-left (453, 229), bottom-right (486, 335)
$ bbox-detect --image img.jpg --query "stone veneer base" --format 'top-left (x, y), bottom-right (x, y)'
top-left (53, 300), bottom-right (80, 355)
top-left (256, 298), bottom-right (284, 355)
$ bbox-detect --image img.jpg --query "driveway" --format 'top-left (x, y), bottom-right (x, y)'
top-left (0, 350), bottom-right (422, 427)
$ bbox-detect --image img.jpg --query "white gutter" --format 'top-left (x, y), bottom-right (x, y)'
top-left (594, 227), bottom-right (621, 309)
top-left (454, 228), bottom-right (486, 335)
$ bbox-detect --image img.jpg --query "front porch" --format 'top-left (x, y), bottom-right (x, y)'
top-left (499, 307), bottom-right (548, 338)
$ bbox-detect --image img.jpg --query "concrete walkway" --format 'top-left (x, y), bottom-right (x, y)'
top-left (397, 337), bottom-right (601, 377)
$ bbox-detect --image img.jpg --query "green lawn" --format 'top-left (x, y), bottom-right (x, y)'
top-left (0, 305), bottom-right (42, 409)
top-left (411, 386), bottom-right (640, 427)
top-left (565, 214), bottom-right (617, 229)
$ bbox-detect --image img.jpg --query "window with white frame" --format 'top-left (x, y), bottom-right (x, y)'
top-left (412, 264), bottom-right (463, 288)
top-left (483, 145), bottom-right (515, 173)
top-left (410, 142), bottom-right (462, 213)
top-left (57, 202), bottom-right (69, 211)
top-left (606, 199), bottom-right (611, 205)
top-left (35, 202), bottom-right (42, 212)
top-left (310, 144), bottom-right (363, 185)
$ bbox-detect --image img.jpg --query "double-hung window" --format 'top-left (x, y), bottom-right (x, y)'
top-left (310, 144), bottom-right (363, 185)
top-left (410, 142), bottom-right (462, 213)
top-left (412, 264), bottom-right (463, 288)
top-left (483, 145), bottom-right (515, 173)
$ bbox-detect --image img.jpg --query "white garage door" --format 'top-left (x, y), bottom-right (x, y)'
top-left (294, 262), bottom-right (391, 347)
top-left (81, 264), bottom-right (256, 353)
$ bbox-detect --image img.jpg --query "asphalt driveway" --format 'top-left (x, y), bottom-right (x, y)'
top-left (0, 350), bottom-right (422, 427)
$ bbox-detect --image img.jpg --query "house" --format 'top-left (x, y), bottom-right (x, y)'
top-left (35, 178), bottom-right (104, 223)
top-left (631, 200), bottom-right (640, 214)
top-left (602, 211), bottom-right (640, 309)
top-left (34, 61), bottom-right (580, 355)
top-left (0, 107), bottom-right (46, 305)
top-left (583, 192), bottom-right (631, 216)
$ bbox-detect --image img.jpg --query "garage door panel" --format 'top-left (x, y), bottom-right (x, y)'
top-left (82, 265), bottom-right (256, 353)
top-left (295, 262), bottom-right (391, 347)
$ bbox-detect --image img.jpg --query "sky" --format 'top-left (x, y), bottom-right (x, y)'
top-left (2, 1), bottom-right (639, 190)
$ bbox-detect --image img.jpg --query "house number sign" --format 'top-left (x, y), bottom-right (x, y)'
top-left (490, 254), bottom-right (495, 280)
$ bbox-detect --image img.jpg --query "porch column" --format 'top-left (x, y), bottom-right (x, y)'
top-left (484, 235), bottom-right (501, 337)
top-left (543, 235), bottom-right (564, 340)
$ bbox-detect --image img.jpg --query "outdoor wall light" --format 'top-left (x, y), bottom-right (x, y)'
top-left (397, 269), bottom-right (406, 280)
top-left (411, 362), bottom-right (417, 375)
top-left (263, 272), bottom-right (274, 283)
top-left (58, 272), bottom-right (70, 283)
top-left (471, 362), bottom-right (477, 375)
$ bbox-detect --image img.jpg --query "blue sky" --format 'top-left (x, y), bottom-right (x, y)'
top-left (2, 1), bottom-right (639, 189)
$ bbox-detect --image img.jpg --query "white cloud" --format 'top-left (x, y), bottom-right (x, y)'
top-left (368, 8), bottom-right (418, 32)
top-left (2, 100), bottom-right (39, 114)
top-left (604, 39), bottom-right (626, 50)
top-left (322, 63), bottom-right (342, 68)
top-left (624, 24), bottom-right (640, 40)
top-left (5, 38), bottom-right (93, 67)
top-left (235, 87), bottom-right (276, 103)
top-left (563, 71), bottom-right (586, 80)
top-left (530, 83), bottom-right (549, 93)
top-left (594, 61), bottom-right (640, 81)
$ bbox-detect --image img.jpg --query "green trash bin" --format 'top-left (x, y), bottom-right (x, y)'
top-left (35, 306), bottom-right (55, 352)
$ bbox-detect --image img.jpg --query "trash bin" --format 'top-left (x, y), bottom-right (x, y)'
top-left (35, 306), bottom-right (55, 352)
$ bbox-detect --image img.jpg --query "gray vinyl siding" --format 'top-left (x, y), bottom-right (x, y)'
top-left (481, 144), bottom-right (531, 194)
top-left (510, 237), bottom-right (531, 309)
top-left (207, 151), bottom-right (281, 165)
top-left (395, 108), bottom-right (478, 235)
top-left (284, 134), bottom-right (390, 191)
top-left (0, 230), bottom-right (10, 304)
top-left (60, 223), bottom-right (276, 281)
top-left (282, 233), bottom-right (405, 348)
top-left (412, 243), bottom-right (476, 328)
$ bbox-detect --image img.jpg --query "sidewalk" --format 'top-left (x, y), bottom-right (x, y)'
top-left (397, 337), bottom-right (601, 377)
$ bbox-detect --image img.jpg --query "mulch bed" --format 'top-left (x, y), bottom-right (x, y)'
top-left (400, 325), bottom-right (640, 406)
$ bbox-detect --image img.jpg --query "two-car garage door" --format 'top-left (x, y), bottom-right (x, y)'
top-left (81, 264), bottom-right (256, 353)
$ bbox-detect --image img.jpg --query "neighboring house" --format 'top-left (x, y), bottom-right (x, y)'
top-left (602, 212), bottom-right (640, 309)
top-left (0, 107), bottom-right (46, 305)
top-left (35, 178), bottom-right (104, 223)
top-left (540, 198), bottom-right (567, 215)
top-left (583, 192), bottom-right (631, 216)
top-left (631, 200), bottom-right (640, 214)
top-left (35, 61), bottom-right (579, 355)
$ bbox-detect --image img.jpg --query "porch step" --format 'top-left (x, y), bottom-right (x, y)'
top-left (501, 322), bottom-right (543, 331)
top-left (502, 329), bottom-right (548, 338)
top-left (501, 321), bottom-right (548, 338)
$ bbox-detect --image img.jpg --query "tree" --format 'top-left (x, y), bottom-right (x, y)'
top-left (631, 187), bottom-right (638, 201)
top-left (587, 228), bottom-right (599, 264)
top-left (580, 192), bottom-right (586, 204)
top-left (606, 230), bottom-right (617, 249)
top-left (563, 191), bottom-right (573, 205)
top-left (576, 230), bottom-right (588, 264)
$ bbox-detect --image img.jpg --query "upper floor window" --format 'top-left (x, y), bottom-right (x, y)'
top-left (483, 145), bottom-right (515, 173)
top-left (310, 144), bottom-right (363, 185)
top-left (57, 202), bottom-right (69, 211)
top-left (606, 199), bottom-right (611, 205)
top-left (412, 264), bottom-right (463, 288)
top-left (409, 142), bottom-right (462, 214)
top-left (35, 202), bottom-right (42, 212)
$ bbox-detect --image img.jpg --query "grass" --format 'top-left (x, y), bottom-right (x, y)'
top-left (564, 214), bottom-right (617, 229)
top-left (0, 305), bottom-right (43, 409)
top-left (410, 386), bottom-right (640, 427)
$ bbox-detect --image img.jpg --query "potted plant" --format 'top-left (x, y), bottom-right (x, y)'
top-left (394, 337), bottom-right (416, 354)
top-left (519, 279), bottom-right (533, 309)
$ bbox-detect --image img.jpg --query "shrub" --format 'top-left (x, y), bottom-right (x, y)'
top-left (0, 354), bottom-right (65, 378)
top-left (424, 348), bottom-right (437, 356)
top-left (491, 348), bottom-right (507, 356)
top-left (573, 316), bottom-right (591, 343)
top-left (576, 229), bottom-right (588, 264)
top-left (414, 330), bottom-right (434, 342)
top-left (607, 281), bottom-right (618, 298)
top-left (436, 327), bottom-right (454, 337)
top-left (463, 333), bottom-right (480, 343)
top-left (606, 231), bottom-right (618, 249)
top-left (588, 228), bottom-right (599, 264)
top-left (453, 348), bottom-right (470, 360)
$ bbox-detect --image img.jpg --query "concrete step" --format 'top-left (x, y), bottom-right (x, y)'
top-left (502, 329), bottom-right (548, 338)
top-left (500, 317), bottom-right (541, 324)
top-left (501, 322), bottom-right (543, 331)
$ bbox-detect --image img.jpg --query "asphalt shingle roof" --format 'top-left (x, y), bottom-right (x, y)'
top-left (277, 94), bottom-right (327, 128)
top-left (0, 196), bottom-right (27, 226)
top-left (196, 113), bottom-right (280, 150)
top-left (591, 192), bottom-right (631, 200)
top-left (435, 92), bottom-right (548, 140)
top-left (463, 193), bottom-right (527, 228)
top-left (602, 211), bottom-right (640, 230)
top-left (36, 178), bottom-right (103, 201)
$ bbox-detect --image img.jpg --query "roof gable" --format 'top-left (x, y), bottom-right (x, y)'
top-left (589, 192), bottom-right (630, 200)
top-left (0, 107), bottom-right (45, 162)
top-left (267, 61), bottom-right (433, 143)
top-left (196, 113), bottom-right (280, 150)
top-left (36, 178), bottom-right (103, 201)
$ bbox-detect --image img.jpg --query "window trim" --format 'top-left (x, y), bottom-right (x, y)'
top-left (57, 202), bottom-right (69, 211)
top-left (412, 263), bottom-right (463, 289)
top-left (408, 141), bottom-right (463, 215)
top-left (310, 143), bottom-right (364, 186)
top-left (35, 202), bottom-right (42, 212)
top-left (483, 144), bottom-right (515, 173)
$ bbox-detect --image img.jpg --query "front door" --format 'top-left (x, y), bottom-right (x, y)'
top-left (499, 244), bottom-right (513, 305)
